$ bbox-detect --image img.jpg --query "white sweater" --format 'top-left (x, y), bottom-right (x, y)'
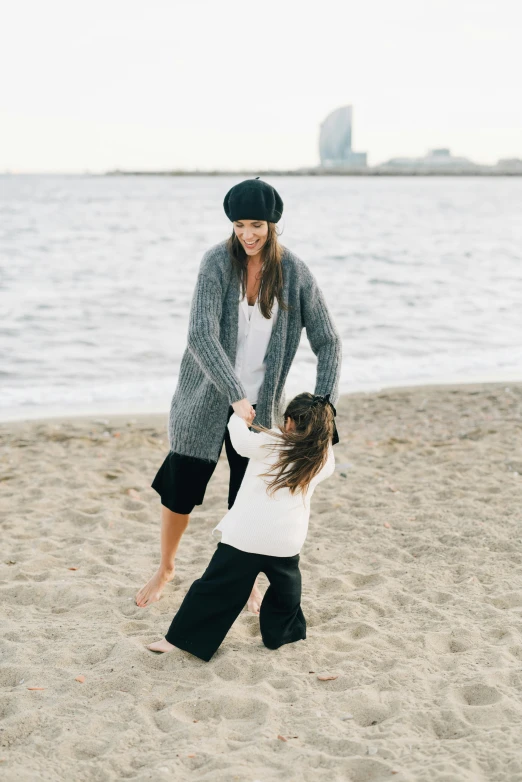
top-left (212, 413), bottom-right (335, 557)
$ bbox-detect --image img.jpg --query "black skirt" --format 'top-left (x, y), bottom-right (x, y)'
top-left (151, 451), bottom-right (218, 515)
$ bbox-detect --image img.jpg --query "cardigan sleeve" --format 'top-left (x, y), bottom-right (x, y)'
top-left (186, 269), bottom-right (248, 404)
top-left (227, 413), bottom-right (277, 460)
top-left (300, 265), bottom-right (343, 408)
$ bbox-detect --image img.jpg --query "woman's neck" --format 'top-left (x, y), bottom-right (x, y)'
top-left (247, 255), bottom-right (263, 271)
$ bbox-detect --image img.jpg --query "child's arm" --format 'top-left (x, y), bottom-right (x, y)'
top-left (227, 413), bottom-right (275, 460)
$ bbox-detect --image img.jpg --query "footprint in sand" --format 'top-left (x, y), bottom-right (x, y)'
top-left (456, 684), bottom-right (503, 706)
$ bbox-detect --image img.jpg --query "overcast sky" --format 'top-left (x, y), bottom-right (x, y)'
top-left (1, 0), bottom-right (521, 172)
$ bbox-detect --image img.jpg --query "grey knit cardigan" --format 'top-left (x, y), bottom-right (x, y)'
top-left (168, 239), bottom-right (342, 463)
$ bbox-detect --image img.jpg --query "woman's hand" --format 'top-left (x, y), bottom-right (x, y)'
top-left (232, 398), bottom-right (255, 423)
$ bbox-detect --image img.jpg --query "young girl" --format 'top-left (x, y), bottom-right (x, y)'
top-left (147, 391), bottom-right (338, 662)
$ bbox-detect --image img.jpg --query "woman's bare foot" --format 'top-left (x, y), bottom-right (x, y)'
top-left (247, 584), bottom-right (263, 614)
top-left (135, 567), bottom-right (175, 608)
top-left (147, 638), bottom-right (176, 653)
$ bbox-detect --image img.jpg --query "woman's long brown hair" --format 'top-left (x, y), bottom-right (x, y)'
top-left (226, 222), bottom-right (291, 318)
top-left (249, 392), bottom-right (335, 498)
top-left (227, 226), bottom-right (332, 495)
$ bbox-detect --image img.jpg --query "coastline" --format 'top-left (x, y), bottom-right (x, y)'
top-left (102, 169), bottom-right (522, 177)
top-left (1, 379), bottom-right (522, 780)
top-left (1, 371), bottom-right (521, 426)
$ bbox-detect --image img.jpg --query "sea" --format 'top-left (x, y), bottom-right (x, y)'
top-left (1, 174), bottom-right (521, 422)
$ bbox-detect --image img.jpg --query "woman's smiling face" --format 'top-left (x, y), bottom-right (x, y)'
top-left (233, 219), bottom-right (269, 256)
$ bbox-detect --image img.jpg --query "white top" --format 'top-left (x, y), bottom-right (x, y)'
top-left (234, 294), bottom-right (279, 405)
top-left (213, 413), bottom-right (335, 557)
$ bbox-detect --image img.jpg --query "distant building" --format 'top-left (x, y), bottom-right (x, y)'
top-left (496, 158), bottom-right (522, 171)
top-left (319, 105), bottom-right (367, 168)
top-left (379, 148), bottom-right (476, 170)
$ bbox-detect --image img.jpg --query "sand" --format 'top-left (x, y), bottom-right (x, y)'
top-left (1, 381), bottom-right (522, 782)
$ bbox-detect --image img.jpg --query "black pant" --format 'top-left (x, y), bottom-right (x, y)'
top-left (164, 542), bottom-right (306, 662)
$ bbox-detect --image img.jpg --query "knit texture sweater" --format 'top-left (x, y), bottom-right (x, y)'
top-left (168, 239), bottom-right (342, 463)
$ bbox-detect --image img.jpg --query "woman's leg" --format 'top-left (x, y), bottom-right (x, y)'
top-left (138, 449), bottom-right (218, 609)
top-left (135, 505), bottom-right (189, 607)
top-left (224, 404), bottom-right (263, 613)
top-left (259, 555), bottom-right (306, 650)
top-left (159, 543), bottom-right (260, 661)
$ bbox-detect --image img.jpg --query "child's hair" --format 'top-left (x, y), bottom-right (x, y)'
top-left (249, 392), bottom-right (335, 497)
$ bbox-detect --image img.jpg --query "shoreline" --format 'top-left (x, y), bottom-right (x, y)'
top-left (1, 374), bottom-right (521, 427)
top-left (5, 170), bottom-right (522, 177)
top-left (104, 170), bottom-right (522, 177)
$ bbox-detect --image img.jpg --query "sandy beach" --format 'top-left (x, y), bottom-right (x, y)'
top-left (1, 381), bottom-right (522, 782)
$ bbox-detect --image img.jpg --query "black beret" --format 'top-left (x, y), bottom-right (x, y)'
top-left (223, 177), bottom-right (284, 223)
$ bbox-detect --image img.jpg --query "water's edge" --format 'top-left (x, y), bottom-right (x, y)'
top-left (2, 372), bottom-right (520, 425)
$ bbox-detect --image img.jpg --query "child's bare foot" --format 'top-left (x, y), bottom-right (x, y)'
top-left (247, 584), bottom-right (263, 614)
top-left (135, 567), bottom-right (175, 607)
top-left (147, 638), bottom-right (176, 653)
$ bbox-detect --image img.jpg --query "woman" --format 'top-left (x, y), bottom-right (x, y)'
top-left (135, 177), bottom-right (342, 612)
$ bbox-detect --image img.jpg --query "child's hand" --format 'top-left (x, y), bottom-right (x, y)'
top-left (232, 398), bottom-right (255, 422)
